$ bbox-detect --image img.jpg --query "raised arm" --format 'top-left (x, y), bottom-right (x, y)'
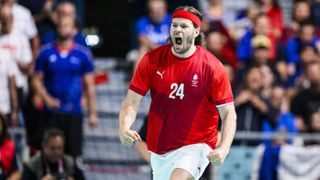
top-left (119, 90), bottom-right (144, 147)
top-left (208, 103), bottom-right (237, 165)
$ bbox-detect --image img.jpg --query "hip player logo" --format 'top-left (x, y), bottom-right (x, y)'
top-left (156, 70), bottom-right (165, 79)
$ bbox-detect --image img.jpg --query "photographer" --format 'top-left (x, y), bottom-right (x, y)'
top-left (21, 128), bottom-right (84, 180)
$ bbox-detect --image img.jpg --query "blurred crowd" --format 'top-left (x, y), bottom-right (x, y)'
top-left (129, 0), bottom-right (320, 147)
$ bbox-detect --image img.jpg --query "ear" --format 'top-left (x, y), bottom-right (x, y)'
top-left (194, 27), bottom-right (200, 38)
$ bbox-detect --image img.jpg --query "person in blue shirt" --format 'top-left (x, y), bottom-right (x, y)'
top-left (33, 16), bottom-right (97, 158)
top-left (41, 1), bottom-right (87, 46)
top-left (132, 0), bottom-right (171, 66)
top-left (286, 21), bottom-right (318, 87)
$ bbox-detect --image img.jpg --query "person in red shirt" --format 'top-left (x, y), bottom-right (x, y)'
top-left (119, 5), bottom-right (236, 180)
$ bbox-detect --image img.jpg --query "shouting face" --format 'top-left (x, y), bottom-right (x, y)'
top-left (170, 18), bottom-right (199, 55)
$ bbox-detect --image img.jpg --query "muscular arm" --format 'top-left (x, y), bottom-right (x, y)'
top-left (208, 103), bottom-right (237, 165)
top-left (217, 103), bottom-right (237, 152)
top-left (119, 90), bottom-right (144, 147)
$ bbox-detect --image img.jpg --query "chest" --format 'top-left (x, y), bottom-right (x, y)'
top-left (151, 61), bottom-right (212, 100)
top-left (45, 53), bottom-right (83, 74)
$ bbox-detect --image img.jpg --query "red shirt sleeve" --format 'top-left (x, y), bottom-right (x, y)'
top-left (211, 62), bottom-right (234, 106)
top-left (129, 53), bottom-right (153, 96)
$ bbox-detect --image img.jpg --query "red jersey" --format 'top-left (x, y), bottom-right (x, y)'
top-left (129, 45), bottom-right (234, 154)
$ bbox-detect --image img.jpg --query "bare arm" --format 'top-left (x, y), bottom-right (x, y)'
top-left (208, 103), bottom-right (237, 165)
top-left (217, 104), bottom-right (237, 151)
top-left (32, 73), bottom-right (60, 109)
top-left (83, 73), bottom-right (97, 127)
top-left (30, 36), bottom-right (40, 72)
top-left (9, 76), bottom-right (19, 126)
top-left (119, 90), bottom-right (144, 147)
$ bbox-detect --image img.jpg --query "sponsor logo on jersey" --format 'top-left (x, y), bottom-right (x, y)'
top-left (156, 70), bottom-right (165, 79)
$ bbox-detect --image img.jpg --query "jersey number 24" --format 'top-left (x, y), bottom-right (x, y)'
top-left (169, 83), bottom-right (184, 99)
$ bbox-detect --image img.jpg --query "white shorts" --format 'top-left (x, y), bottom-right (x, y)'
top-left (150, 143), bottom-right (212, 180)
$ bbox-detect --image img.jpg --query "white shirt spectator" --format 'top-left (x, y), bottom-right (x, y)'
top-left (0, 31), bottom-right (32, 91)
top-left (0, 48), bottom-right (19, 114)
top-left (12, 3), bottom-right (38, 39)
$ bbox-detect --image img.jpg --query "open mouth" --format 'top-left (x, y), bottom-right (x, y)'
top-left (174, 37), bottom-right (182, 45)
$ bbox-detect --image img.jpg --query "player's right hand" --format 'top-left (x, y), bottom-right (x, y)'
top-left (119, 130), bottom-right (142, 148)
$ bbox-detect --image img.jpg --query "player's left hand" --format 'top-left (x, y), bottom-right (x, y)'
top-left (207, 147), bottom-right (229, 166)
top-left (88, 113), bottom-right (98, 128)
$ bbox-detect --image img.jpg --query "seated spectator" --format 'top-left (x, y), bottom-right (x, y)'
top-left (41, 1), bottom-right (87, 46)
top-left (283, 0), bottom-right (311, 42)
top-left (286, 20), bottom-right (319, 87)
top-left (131, 0), bottom-right (171, 67)
top-left (228, 1), bottom-right (260, 42)
top-left (235, 67), bottom-right (270, 145)
top-left (206, 29), bottom-right (239, 72)
top-left (0, 113), bottom-right (20, 179)
top-left (22, 128), bottom-right (84, 180)
top-left (262, 87), bottom-right (297, 145)
top-left (237, 14), bottom-right (277, 62)
top-left (235, 35), bottom-right (282, 90)
top-left (304, 110), bottom-right (320, 145)
top-left (291, 61), bottom-right (320, 131)
top-left (259, 0), bottom-right (284, 38)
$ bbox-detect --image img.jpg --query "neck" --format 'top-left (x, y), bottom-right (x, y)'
top-left (171, 45), bottom-right (197, 58)
top-left (57, 39), bottom-right (74, 53)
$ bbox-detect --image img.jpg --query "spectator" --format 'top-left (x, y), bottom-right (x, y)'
top-left (260, 64), bottom-right (277, 99)
top-left (19, 0), bottom-right (56, 38)
top-left (206, 29), bottom-right (239, 72)
top-left (262, 86), bottom-right (297, 145)
top-left (131, 0), bottom-right (171, 67)
top-left (32, 16), bottom-right (97, 157)
top-left (228, 1), bottom-right (260, 42)
top-left (259, 0), bottom-right (284, 38)
top-left (235, 35), bottom-right (282, 90)
top-left (237, 14), bottom-right (277, 62)
top-left (235, 67), bottom-right (270, 145)
top-left (1, 0), bottom-right (39, 63)
top-left (288, 0), bottom-right (311, 37)
top-left (0, 31), bottom-right (19, 126)
top-left (198, 0), bottom-right (236, 32)
top-left (0, 4), bottom-right (33, 126)
top-left (291, 61), bottom-right (320, 131)
top-left (286, 20), bottom-right (319, 87)
top-left (22, 128), bottom-right (84, 180)
top-left (304, 110), bottom-right (320, 145)
top-left (0, 113), bottom-right (20, 179)
top-left (41, 1), bottom-right (87, 46)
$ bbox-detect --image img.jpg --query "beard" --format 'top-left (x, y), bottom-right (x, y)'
top-left (171, 35), bottom-right (194, 54)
